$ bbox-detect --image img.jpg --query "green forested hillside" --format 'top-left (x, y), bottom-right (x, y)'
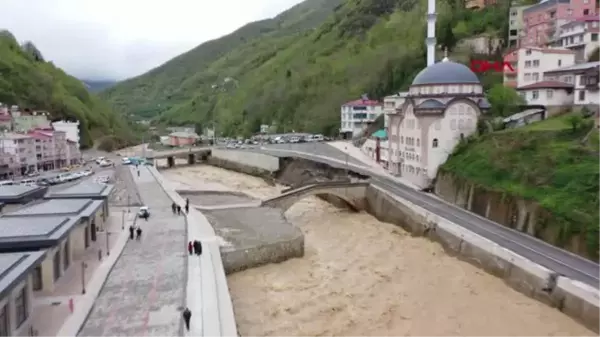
top-left (103, 0), bottom-right (508, 136)
top-left (0, 31), bottom-right (136, 149)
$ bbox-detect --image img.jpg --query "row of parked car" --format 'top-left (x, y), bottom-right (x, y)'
top-left (0, 169), bottom-right (95, 188)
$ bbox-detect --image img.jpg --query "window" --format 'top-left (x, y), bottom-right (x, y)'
top-left (451, 119), bottom-right (457, 130)
top-left (53, 252), bottom-right (61, 281)
top-left (432, 138), bottom-right (439, 148)
top-left (458, 119), bottom-right (465, 130)
top-left (400, 136), bottom-right (404, 144)
top-left (532, 73), bottom-right (539, 81)
top-left (567, 8), bottom-right (573, 16)
top-left (525, 73), bottom-right (531, 81)
top-left (578, 90), bottom-right (586, 101)
top-left (32, 266), bottom-right (42, 291)
top-left (532, 90), bottom-right (539, 99)
top-left (533, 60), bottom-right (540, 67)
top-left (525, 60), bottom-right (532, 68)
top-left (0, 304), bottom-right (8, 336)
top-left (525, 49), bottom-right (532, 55)
top-left (15, 287), bottom-right (27, 328)
top-left (558, 59), bottom-right (562, 67)
top-left (547, 90), bottom-right (554, 99)
top-left (592, 33), bottom-right (598, 42)
top-left (583, 9), bottom-right (590, 15)
top-left (416, 139), bottom-right (420, 147)
top-left (565, 76), bottom-right (573, 83)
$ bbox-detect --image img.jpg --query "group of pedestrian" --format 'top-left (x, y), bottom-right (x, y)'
top-left (187, 240), bottom-right (202, 256)
top-left (128, 224), bottom-right (143, 240)
top-left (171, 198), bottom-right (190, 215)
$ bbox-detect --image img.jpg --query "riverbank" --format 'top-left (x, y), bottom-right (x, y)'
top-left (161, 164), bottom-right (594, 336)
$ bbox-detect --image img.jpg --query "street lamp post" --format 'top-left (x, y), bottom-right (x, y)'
top-left (81, 261), bottom-right (87, 294)
top-left (127, 194), bottom-right (130, 213)
top-left (121, 209), bottom-right (125, 230)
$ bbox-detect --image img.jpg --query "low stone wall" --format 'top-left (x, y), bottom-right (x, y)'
top-left (206, 155), bottom-right (275, 179)
top-left (221, 235), bottom-right (305, 275)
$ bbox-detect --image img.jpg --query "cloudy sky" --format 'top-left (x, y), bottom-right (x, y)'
top-left (1, 0), bottom-right (303, 81)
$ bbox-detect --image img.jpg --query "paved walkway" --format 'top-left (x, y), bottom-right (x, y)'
top-left (79, 166), bottom-right (187, 336)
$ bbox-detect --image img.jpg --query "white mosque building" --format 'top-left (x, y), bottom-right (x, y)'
top-left (384, 0), bottom-right (491, 188)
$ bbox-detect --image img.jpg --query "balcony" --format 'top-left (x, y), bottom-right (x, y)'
top-left (504, 80), bottom-right (518, 88)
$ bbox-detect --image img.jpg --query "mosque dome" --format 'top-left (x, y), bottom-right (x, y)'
top-left (411, 59), bottom-right (480, 86)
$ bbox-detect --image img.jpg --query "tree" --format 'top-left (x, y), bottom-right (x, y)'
top-left (567, 113), bottom-right (584, 132)
top-left (486, 84), bottom-right (525, 117)
top-left (194, 123), bottom-right (203, 135)
top-left (437, 17), bottom-right (457, 52)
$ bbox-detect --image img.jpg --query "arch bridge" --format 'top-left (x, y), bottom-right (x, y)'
top-left (261, 181), bottom-right (369, 212)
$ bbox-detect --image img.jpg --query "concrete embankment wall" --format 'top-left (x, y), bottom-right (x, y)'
top-left (208, 149), bottom-right (280, 176)
top-left (434, 171), bottom-right (594, 260)
top-left (205, 151), bottom-right (599, 333)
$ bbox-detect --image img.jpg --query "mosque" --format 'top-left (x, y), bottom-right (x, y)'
top-left (384, 0), bottom-right (491, 188)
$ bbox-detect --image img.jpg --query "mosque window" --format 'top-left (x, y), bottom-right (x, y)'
top-left (451, 119), bottom-right (457, 130)
top-left (416, 138), bottom-right (420, 147)
top-left (432, 138), bottom-right (439, 148)
top-left (458, 119), bottom-right (465, 130)
top-left (401, 136), bottom-right (404, 144)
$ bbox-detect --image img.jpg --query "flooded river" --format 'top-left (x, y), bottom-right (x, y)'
top-left (163, 165), bottom-right (593, 336)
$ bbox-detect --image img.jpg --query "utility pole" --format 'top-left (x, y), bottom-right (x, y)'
top-left (81, 261), bottom-right (87, 294)
top-left (121, 209), bottom-right (125, 230)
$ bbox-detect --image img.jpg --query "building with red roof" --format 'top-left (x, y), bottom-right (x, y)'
top-left (339, 96), bottom-right (383, 139)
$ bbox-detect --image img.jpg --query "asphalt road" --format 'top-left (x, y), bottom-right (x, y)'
top-left (255, 144), bottom-right (600, 288)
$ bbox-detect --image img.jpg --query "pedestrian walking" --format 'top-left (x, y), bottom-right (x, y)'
top-left (188, 241), bottom-right (193, 255)
top-left (184, 203), bottom-right (189, 214)
top-left (171, 202), bottom-right (177, 214)
top-left (137, 170), bottom-right (140, 177)
top-left (193, 240), bottom-right (202, 256)
top-left (128, 225), bottom-right (135, 240)
top-left (136, 227), bottom-right (142, 240)
top-left (182, 307), bottom-right (192, 331)
top-left (177, 205), bottom-right (182, 215)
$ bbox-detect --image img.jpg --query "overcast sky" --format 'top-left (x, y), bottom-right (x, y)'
top-left (1, 0), bottom-right (303, 81)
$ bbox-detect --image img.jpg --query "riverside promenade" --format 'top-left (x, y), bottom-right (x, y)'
top-left (79, 166), bottom-right (187, 336)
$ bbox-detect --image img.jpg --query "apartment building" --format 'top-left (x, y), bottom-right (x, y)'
top-left (339, 97), bottom-right (383, 139)
top-left (521, 0), bottom-right (571, 47)
top-left (51, 120), bottom-right (80, 149)
top-left (554, 16), bottom-right (599, 61)
top-left (383, 92), bottom-right (409, 133)
top-left (0, 133), bottom-right (37, 176)
top-left (516, 47), bottom-right (576, 87)
top-left (508, 4), bottom-right (534, 48)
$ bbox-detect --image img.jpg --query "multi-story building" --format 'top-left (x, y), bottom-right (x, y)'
top-left (521, 0), bottom-right (570, 47)
top-left (515, 47), bottom-right (576, 87)
top-left (51, 120), bottom-right (80, 149)
top-left (508, 3), bottom-right (534, 48)
top-left (517, 61), bottom-right (599, 109)
top-left (13, 112), bottom-right (50, 132)
top-left (569, 0), bottom-right (599, 17)
top-left (339, 98), bottom-right (383, 139)
top-left (554, 16), bottom-right (599, 62)
top-left (0, 133), bottom-right (36, 176)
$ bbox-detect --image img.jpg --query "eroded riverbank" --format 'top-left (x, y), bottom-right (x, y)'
top-left (162, 165), bottom-right (594, 336)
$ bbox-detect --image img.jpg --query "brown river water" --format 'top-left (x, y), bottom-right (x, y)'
top-left (162, 165), bottom-right (593, 336)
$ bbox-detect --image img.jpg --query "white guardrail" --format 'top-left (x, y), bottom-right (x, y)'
top-left (147, 165), bottom-right (238, 337)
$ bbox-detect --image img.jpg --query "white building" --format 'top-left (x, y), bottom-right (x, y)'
top-left (383, 92), bottom-right (409, 132)
top-left (51, 120), bottom-right (80, 149)
top-left (339, 98), bottom-right (383, 139)
top-left (386, 56), bottom-right (490, 188)
top-left (554, 16), bottom-right (599, 62)
top-left (540, 61), bottom-right (600, 105)
top-left (517, 47), bottom-right (576, 88)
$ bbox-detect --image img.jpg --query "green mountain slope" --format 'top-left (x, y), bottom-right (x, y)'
top-left (101, 0), bottom-right (344, 119)
top-left (104, 0), bottom-right (508, 135)
top-left (0, 31), bottom-right (135, 149)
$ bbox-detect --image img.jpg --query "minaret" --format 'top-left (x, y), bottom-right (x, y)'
top-left (426, 0), bottom-right (437, 66)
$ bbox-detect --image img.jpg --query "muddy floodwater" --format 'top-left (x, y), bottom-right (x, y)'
top-left (162, 165), bottom-right (594, 336)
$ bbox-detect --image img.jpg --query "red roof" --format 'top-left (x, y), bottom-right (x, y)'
top-left (343, 99), bottom-right (381, 107)
top-left (27, 131), bottom-right (51, 140)
top-left (518, 81), bottom-right (574, 90)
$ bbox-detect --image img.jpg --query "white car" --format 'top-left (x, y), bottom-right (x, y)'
top-left (99, 160), bottom-right (112, 167)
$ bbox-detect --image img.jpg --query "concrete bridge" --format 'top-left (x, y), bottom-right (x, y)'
top-left (146, 147), bottom-right (212, 167)
top-left (262, 181), bottom-right (369, 212)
